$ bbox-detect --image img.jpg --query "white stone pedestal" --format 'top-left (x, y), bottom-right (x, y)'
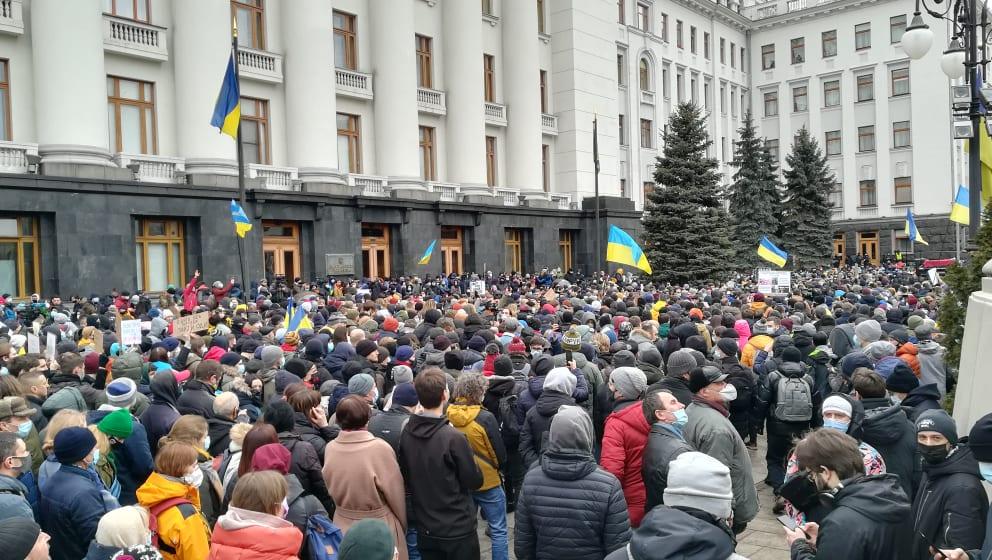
top-left (952, 269), bottom-right (992, 434)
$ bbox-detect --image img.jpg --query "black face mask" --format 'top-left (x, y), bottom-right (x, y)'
top-left (919, 443), bottom-right (950, 464)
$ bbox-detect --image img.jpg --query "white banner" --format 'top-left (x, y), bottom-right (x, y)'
top-left (757, 270), bottom-right (792, 295)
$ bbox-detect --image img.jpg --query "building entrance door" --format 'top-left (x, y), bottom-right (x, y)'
top-left (262, 221), bottom-right (301, 280)
top-left (440, 226), bottom-right (463, 275)
top-left (833, 233), bottom-right (846, 266)
top-left (361, 223), bottom-right (391, 278)
top-left (857, 231), bottom-right (879, 266)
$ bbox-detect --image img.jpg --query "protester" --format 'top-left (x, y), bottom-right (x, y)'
top-left (84, 506), bottom-right (151, 560)
top-left (136, 441), bottom-right (212, 560)
top-left (0, 517), bottom-right (51, 560)
top-left (264, 399), bottom-right (334, 513)
top-left (641, 389), bottom-right (694, 512)
top-left (934, 411), bottom-right (992, 560)
top-left (158, 415), bottom-right (224, 526)
top-left (853, 370), bottom-right (920, 498)
top-left (756, 345), bottom-right (818, 491)
top-left (140, 372), bottom-right (182, 454)
top-left (89, 377), bottom-right (155, 506)
top-left (208, 470), bottom-right (303, 560)
top-left (0, 431), bottom-right (34, 522)
top-left (600, 366), bottom-right (650, 527)
top-left (520, 366), bottom-right (579, 468)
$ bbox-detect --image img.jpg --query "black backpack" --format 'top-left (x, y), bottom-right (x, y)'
top-left (498, 393), bottom-right (521, 440)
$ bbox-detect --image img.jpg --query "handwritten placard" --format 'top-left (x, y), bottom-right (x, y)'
top-left (119, 320), bottom-right (142, 346)
top-left (172, 312), bottom-right (210, 337)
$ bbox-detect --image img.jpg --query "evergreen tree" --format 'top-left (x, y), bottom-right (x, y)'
top-left (939, 202), bottom-right (992, 368)
top-left (779, 127), bottom-right (835, 268)
top-left (643, 102), bottom-right (734, 285)
top-left (727, 111), bottom-right (782, 269)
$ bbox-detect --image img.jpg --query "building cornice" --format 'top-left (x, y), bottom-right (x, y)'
top-left (670, 0), bottom-right (752, 33)
top-left (746, 0), bottom-right (901, 30)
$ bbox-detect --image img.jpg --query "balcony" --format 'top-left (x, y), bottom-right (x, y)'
top-left (429, 182), bottom-right (461, 202)
top-left (496, 189), bottom-right (520, 206)
top-left (550, 194), bottom-right (572, 210)
top-left (417, 88), bottom-right (447, 115)
top-left (0, 0), bottom-right (23, 36)
top-left (103, 14), bottom-right (167, 61)
top-left (114, 153), bottom-right (185, 183)
top-left (350, 174), bottom-right (389, 197)
top-left (640, 90), bottom-right (656, 105)
top-left (248, 164), bottom-right (298, 190)
top-left (335, 68), bottom-right (373, 100)
top-left (238, 47), bottom-right (283, 83)
top-left (485, 102), bottom-right (507, 127)
top-left (856, 205), bottom-right (879, 219)
top-left (0, 141), bottom-right (37, 173)
top-left (541, 113), bottom-right (558, 136)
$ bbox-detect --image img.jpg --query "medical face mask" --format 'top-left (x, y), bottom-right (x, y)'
top-left (823, 419), bottom-right (850, 433)
top-left (183, 467), bottom-right (204, 488)
top-left (719, 384), bottom-right (738, 402)
top-left (979, 462), bottom-right (992, 483)
top-left (16, 421), bottom-right (32, 438)
top-left (671, 408), bottom-right (689, 428)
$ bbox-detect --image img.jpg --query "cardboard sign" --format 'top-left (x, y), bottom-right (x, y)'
top-left (27, 333), bottom-right (40, 354)
top-left (91, 330), bottom-right (104, 354)
top-left (119, 320), bottom-right (142, 346)
top-left (45, 332), bottom-right (57, 360)
top-left (470, 280), bottom-right (486, 295)
top-left (757, 270), bottom-right (792, 295)
top-left (172, 312), bottom-right (210, 337)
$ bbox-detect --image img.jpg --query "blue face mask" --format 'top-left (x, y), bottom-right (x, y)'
top-left (980, 462), bottom-right (992, 483)
top-left (823, 419), bottom-right (850, 433)
top-left (16, 421), bottom-right (32, 438)
top-left (92, 449), bottom-right (100, 464)
top-left (671, 408), bottom-right (689, 428)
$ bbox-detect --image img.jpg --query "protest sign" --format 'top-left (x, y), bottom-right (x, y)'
top-left (172, 311), bottom-right (210, 338)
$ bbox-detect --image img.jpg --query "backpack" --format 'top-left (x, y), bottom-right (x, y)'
top-left (303, 511), bottom-right (344, 560)
top-left (498, 392), bottom-right (521, 440)
top-left (148, 497), bottom-right (194, 552)
top-left (770, 372), bottom-right (814, 422)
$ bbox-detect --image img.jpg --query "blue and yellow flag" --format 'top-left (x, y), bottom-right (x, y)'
top-left (283, 297), bottom-right (314, 333)
top-left (210, 53), bottom-right (240, 138)
top-left (757, 236), bottom-right (788, 267)
top-left (418, 240), bottom-right (437, 265)
top-left (950, 185), bottom-right (970, 225)
top-left (905, 209), bottom-right (928, 246)
top-left (606, 225), bottom-right (652, 274)
top-left (230, 199), bottom-right (252, 238)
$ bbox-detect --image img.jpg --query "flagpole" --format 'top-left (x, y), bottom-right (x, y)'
top-left (232, 20), bottom-right (250, 291)
top-left (593, 115), bottom-right (601, 274)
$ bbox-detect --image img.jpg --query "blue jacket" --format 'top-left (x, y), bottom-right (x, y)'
top-left (40, 464), bottom-right (117, 560)
top-left (0, 473), bottom-right (34, 523)
top-left (88, 408), bottom-right (154, 505)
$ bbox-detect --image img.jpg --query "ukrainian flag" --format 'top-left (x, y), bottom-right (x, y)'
top-left (757, 236), bottom-right (788, 268)
top-left (606, 225), bottom-right (652, 274)
top-left (418, 240), bottom-right (437, 265)
top-left (230, 199), bottom-right (252, 238)
top-left (210, 53), bottom-right (240, 138)
top-left (950, 185), bottom-right (970, 225)
top-left (283, 297), bottom-right (314, 333)
top-left (905, 209), bottom-right (929, 246)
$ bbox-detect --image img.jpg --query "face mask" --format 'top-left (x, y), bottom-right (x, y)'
top-left (919, 443), bottom-right (950, 464)
top-left (327, 342), bottom-right (334, 353)
top-left (979, 462), bottom-right (992, 483)
top-left (719, 384), bottom-right (738, 402)
top-left (671, 408), bottom-right (689, 428)
top-left (16, 421), bottom-right (32, 438)
top-left (280, 498), bottom-right (289, 518)
top-left (823, 419), bottom-right (850, 433)
top-left (92, 449), bottom-right (100, 464)
top-left (713, 347), bottom-right (725, 360)
top-left (7, 456), bottom-right (26, 475)
top-left (531, 349), bottom-right (543, 357)
top-left (183, 466), bottom-right (204, 488)
top-left (0, 367), bottom-right (8, 376)
top-left (888, 393), bottom-right (903, 405)
top-left (237, 364), bottom-right (245, 375)
top-left (202, 436), bottom-right (211, 451)
top-left (372, 388), bottom-right (380, 405)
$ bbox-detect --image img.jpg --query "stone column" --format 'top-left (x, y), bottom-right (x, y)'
top-left (171, 0), bottom-right (238, 185)
top-left (443, 0), bottom-right (490, 200)
top-left (281, 0), bottom-right (346, 190)
top-left (369, 0), bottom-right (430, 199)
top-left (31, 0), bottom-right (125, 177)
top-left (502, 0), bottom-right (545, 202)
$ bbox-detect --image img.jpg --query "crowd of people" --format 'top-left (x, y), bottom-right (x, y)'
top-left (0, 261), bottom-right (988, 560)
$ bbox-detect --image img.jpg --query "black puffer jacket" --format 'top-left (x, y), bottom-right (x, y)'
top-left (861, 397), bottom-right (921, 498)
top-left (515, 406), bottom-right (630, 560)
top-left (291, 411), bottom-right (338, 463)
top-left (603, 505), bottom-right (738, 560)
top-left (519, 389), bottom-right (574, 468)
top-left (901, 383), bottom-right (942, 422)
top-left (175, 378), bottom-right (215, 418)
top-left (277, 431), bottom-right (334, 513)
top-left (368, 407), bottom-right (412, 456)
top-left (642, 423), bottom-right (694, 512)
top-left (647, 376), bottom-right (693, 407)
top-left (911, 443), bottom-right (989, 558)
top-left (756, 360), bottom-right (818, 436)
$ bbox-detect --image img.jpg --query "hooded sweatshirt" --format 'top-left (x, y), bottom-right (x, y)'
top-left (140, 372), bottom-right (181, 453)
top-left (208, 506), bottom-right (303, 560)
top-left (916, 340), bottom-right (948, 398)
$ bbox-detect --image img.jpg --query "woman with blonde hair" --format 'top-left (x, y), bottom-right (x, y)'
top-left (160, 415), bottom-right (223, 526)
top-left (38, 409), bottom-right (87, 491)
top-left (136, 441), bottom-right (211, 560)
top-left (208, 470), bottom-right (303, 560)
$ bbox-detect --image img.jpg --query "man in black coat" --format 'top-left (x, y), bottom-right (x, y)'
top-left (641, 389), bottom-right (694, 512)
top-left (854, 370), bottom-right (921, 498)
top-left (714, 338), bottom-right (759, 448)
top-left (647, 348), bottom-right (695, 406)
top-left (176, 360), bottom-right (219, 418)
top-left (369, 382), bottom-right (416, 455)
top-left (206, 391), bottom-right (239, 457)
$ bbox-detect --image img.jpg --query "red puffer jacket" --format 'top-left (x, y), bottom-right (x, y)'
top-left (207, 507), bottom-right (303, 560)
top-left (600, 401), bottom-right (650, 527)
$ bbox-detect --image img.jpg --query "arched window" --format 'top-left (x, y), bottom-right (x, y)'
top-left (639, 58), bottom-right (650, 91)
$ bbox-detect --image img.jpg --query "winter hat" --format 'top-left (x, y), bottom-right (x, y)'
top-left (889, 328), bottom-right (910, 346)
top-left (885, 363), bottom-right (920, 393)
top-left (531, 354), bottom-right (555, 377)
top-left (666, 349), bottom-right (697, 377)
top-left (864, 341), bottom-right (897, 365)
top-left (611, 350), bottom-right (636, 368)
top-left (841, 352), bottom-right (872, 378)
top-left (508, 337), bottom-right (527, 354)
top-left (355, 339), bottom-right (378, 358)
top-left (219, 352), bottom-right (242, 367)
top-left (967, 412), bottom-right (992, 462)
top-left (283, 358), bottom-right (310, 379)
top-left (914, 324), bottom-right (934, 341)
top-left (348, 373), bottom-right (375, 396)
top-left (916, 409), bottom-right (958, 445)
top-left (250, 443), bottom-right (292, 474)
top-left (494, 355), bottom-right (513, 377)
top-left (54, 426), bottom-right (97, 464)
top-left (392, 365), bottom-right (413, 385)
top-left (0, 517), bottom-right (42, 560)
top-left (781, 346), bottom-right (803, 363)
top-left (105, 378), bottom-right (138, 409)
top-left (561, 329), bottom-right (582, 352)
top-left (274, 370), bottom-right (297, 395)
top-left (780, 318), bottom-right (794, 332)
top-left (467, 335), bottom-right (487, 352)
top-left (339, 518), bottom-right (395, 560)
top-left (382, 317), bottom-right (399, 332)
top-left (907, 315), bottom-right (924, 331)
top-left (854, 319), bottom-right (883, 344)
top-left (663, 451), bottom-right (734, 520)
top-left (391, 382), bottom-right (419, 408)
top-left (97, 408), bottom-right (134, 439)
top-left (444, 351), bottom-right (464, 370)
top-left (821, 395), bottom-right (853, 418)
top-left (94, 506), bottom-right (149, 549)
top-left (395, 345), bottom-right (414, 363)
top-left (0, 396), bottom-right (31, 421)
top-left (716, 337), bottom-right (739, 358)
top-left (544, 367), bottom-right (577, 396)
top-left (433, 335), bottom-right (451, 351)
top-left (610, 367), bottom-right (648, 400)
top-left (260, 345), bottom-right (284, 366)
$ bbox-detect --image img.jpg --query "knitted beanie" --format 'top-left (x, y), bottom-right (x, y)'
top-left (663, 452), bottom-right (734, 520)
top-left (54, 426), bottom-right (97, 464)
top-left (97, 408), bottom-right (134, 439)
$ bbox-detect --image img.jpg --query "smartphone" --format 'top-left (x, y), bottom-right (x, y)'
top-left (920, 533), bottom-right (948, 560)
top-left (565, 350), bottom-right (574, 366)
top-left (776, 514), bottom-right (797, 531)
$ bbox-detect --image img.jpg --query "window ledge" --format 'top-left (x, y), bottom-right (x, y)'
top-left (855, 99), bottom-right (875, 104)
top-left (857, 150), bottom-right (877, 154)
top-left (793, 110), bottom-right (809, 115)
top-left (482, 13), bottom-right (499, 26)
top-left (539, 32), bottom-right (551, 44)
top-left (890, 93), bottom-right (911, 99)
top-left (891, 146), bottom-right (912, 151)
top-left (891, 202), bottom-right (914, 207)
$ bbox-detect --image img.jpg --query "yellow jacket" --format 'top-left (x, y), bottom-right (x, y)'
top-left (137, 472), bottom-right (211, 560)
top-left (741, 334), bottom-right (773, 368)
top-left (447, 404), bottom-right (504, 491)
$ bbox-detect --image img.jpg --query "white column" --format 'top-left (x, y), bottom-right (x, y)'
top-left (282, 0), bottom-right (345, 186)
top-left (171, 0), bottom-right (237, 178)
top-left (31, 0), bottom-right (114, 167)
top-left (369, 0), bottom-right (427, 196)
top-left (443, 0), bottom-right (489, 197)
top-left (502, 0), bottom-right (544, 198)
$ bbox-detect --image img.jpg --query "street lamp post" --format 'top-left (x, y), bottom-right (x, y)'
top-left (902, 0), bottom-right (986, 239)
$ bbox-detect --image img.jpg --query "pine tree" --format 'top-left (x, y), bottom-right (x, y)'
top-left (938, 202), bottom-right (992, 368)
top-left (727, 111), bottom-right (782, 269)
top-left (643, 102), bottom-right (734, 285)
top-left (779, 127), bottom-right (835, 268)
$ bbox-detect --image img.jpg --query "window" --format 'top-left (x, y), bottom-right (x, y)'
top-left (761, 44), bottom-right (775, 70)
top-left (617, 0), bottom-right (624, 23)
top-left (721, 137), bottom-right (728, 161)
top-left (763, 91), bottom-right (778, 117)
top-left (823, 79), bottom-right (840, 107)
top-left (542, 144), bottom-right (551, 192)
top-left (236, 97), bottom-right (269, 164)
top-left (0, 60), bottom-right (8, 141)
top-left (416, 35), bottom-right (433, 88)
top-left (419, 126), bottom-right (436, 180)
top-left (825, 130), bottom-right (842, 155)
top-left (766, 139), bottom-right (780, 160)
top-left (690, 26), bottom-right (697, 54)
top-left (855, 22), bottom-right (871, 50)
top-left (890, 15), bottom-right (907, 44)
top-left (107, 77), bottom-right (157, 154)
top-left (336, 112), bottom-right (361, 173)
top-left (858, 125), bottom-right (875, 152)
top-left (639, 58), bottom-right (650, 91)
top-left (720, 38), bottom-right (726, 63)
top-left (704, 81), bottom-right (711, 109)
top-left (661, 13), bottom-right (669, 42)
top-left (504, 229), bottom-right (522, 272)
top-left (637, 2), bottom-right (649, 32)
top-left (822, 30), bottom-right (837, 57)
top-left (559, 231), bottom-right (574, 271)
top-left (859, 180), bottom-right (877, 206)
top-left (483, 54), bottom-right (495, 102)
top-left (894, 176), bottom-right (913, 204)
top-left (537, 0), bottom-right (546, 34)
top-left (640, 118), bottom-right (652, 148)
top-left (333, 10), bottom-right (357, 70)
top-left (791, 37), bottom-right (805, 64)
top-left (104, 0), bottom-right (149, 22)
top-left (486, 135), bottom-right (497, 186)
top-left (0, 216), bottom-right (39, 298)
top-left (676, 20), bottom-right (683, 48)
top-left (483, 0), bottom-right (494, 16)
top-left (857, 74), bottom-right (873, 101)
top-left (830, 183), bottom-right (843, 208)
top-left (135, 218), bottom-right (184, 293)
top-left (894, 233), bottom-right (913, 253)
top-left (620, 178), bottom-right (628, 198)
top-left (891, 67), bottom-right (910, 96)
top-left (793, 85), bottom-right (808, 112)
top-left (690, 75), bottom-right (698, 104)
top-left (676, 72), bottom-right (683, 101)
top-left (731, 86), bottom-right (738, 117)
top-left (540, 70), bottom-right (548, 113)
top-left (619, 114), bottom-right (626, 146)
top-left (662, 66), bottom-right (670, 98)
top-left (730, 42), bottom-right (737, 68)
top-left (643, 182), bottom-right (655, 201)
top-left (741, 48), bottom-right (745, 69)
top-left (704, 32), bottom-right (710, 59)
top-left (893, 120), bottom-right (911, 148)
top-left (617, 53), bottom-right (625, 86)
top-left (232, 0), bottom-right (264, 49)
top-left (720, 84), bottom-right (726, 113)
